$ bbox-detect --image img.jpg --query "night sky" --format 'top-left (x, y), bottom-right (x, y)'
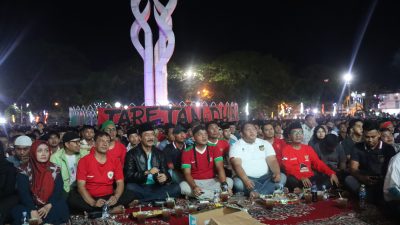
top-left (1, 0), bottom-right (400, 88)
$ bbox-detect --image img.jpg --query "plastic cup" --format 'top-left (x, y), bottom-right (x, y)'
top-left (336, 198), bottom-right (348, 209)
top-left (162, 208), bottom-right (171, 221)
top-left (265, 199), bottom-right (274, 210)
top-left (317, 191), bottom-right (324, 201)
top-left (304, 193), bottom-right (312, 204)
top-left (220, 191), bottom-right (229, 202)
top-left (188, 204), bottom-right (197, 213)
top-left (166, 197), bottom-right (175, 209)
top-left (174, 206), bottom-right (184, 217)
top-left (28, 219), bottom-right (40, 225)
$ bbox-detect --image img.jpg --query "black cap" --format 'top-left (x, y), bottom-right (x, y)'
top-left (138, 122), bottom-right (154, 135)
top-left (127, 127), bottom-right (139, 136)
top-left (173, 125), bottom-right (187, 135)
top-left (62, 132), bottom-right (80, 143)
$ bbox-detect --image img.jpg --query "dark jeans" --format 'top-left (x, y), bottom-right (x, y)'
top-left (344, 175), bottom-right (383, 204)
top-left (0, 195), bottom-right (19, 224)
top-left (67, 189), bottom-right (136, 213)
top-left (126, 183), bottom-right (181, 202)
top-left (286, 173), bottom-right (333, 192)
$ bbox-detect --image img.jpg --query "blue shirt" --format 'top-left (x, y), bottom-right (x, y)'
top-left (146, 153), bottom-right (155, 185)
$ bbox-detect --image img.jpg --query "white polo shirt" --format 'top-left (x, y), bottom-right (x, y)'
top-left (229, 138), bottom-right (275, 178)
top-left (384, 152), bottom-right (400, 201)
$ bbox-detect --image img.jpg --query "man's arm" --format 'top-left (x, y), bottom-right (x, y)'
top-left (266, 155), bottom-right (281, 182)
top-left (77, 180), bottom-right (97, 207)
top-left (230, 157), bottom-right (254, 190)
top-left (215, 160), bottom-right (227, 183)
top-left (108, 180), bottom-right (124, 206)
top-left (182, 168), bottom-right (202, 196)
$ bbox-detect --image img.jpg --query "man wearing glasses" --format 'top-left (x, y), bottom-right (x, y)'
top-left (7, 135), bottom-right (32, 167)
top-left (282, 122), bottom-right (339, 191)
top-left (51, 131), bottom-right (89, 194)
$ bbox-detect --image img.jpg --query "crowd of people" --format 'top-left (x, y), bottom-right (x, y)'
top-left (1, 115), bottom-right (400, 224)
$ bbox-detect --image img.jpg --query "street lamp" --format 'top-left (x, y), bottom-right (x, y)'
top-left (114, 102), bottom-right (122, 108)
top-left (343, 73), bottom-right (353, 112)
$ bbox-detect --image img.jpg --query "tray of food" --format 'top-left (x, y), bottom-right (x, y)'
top-left (262, 193), bottom-right (300, 205)
top-left (132, 210), bottom-right (162, 218)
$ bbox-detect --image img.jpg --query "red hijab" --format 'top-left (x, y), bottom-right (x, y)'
top-left (19, 140), bottom-right (59, 206)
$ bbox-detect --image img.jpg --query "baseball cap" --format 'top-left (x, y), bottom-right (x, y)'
top-left (62, 132), bottom-right (80, 143)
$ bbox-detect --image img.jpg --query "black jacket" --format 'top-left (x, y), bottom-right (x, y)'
top-left (124, 145), bottom-right (171, 185)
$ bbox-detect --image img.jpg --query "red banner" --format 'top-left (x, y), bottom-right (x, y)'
top-left (97, 104), bottom-right (239, 125)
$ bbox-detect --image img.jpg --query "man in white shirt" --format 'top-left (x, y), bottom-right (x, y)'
top-left (230, 121), bottom-right (286, 195)
top-left (383, 152), bottom-right (400, 215)
top-left (302, 114), bottom-right (316, 144)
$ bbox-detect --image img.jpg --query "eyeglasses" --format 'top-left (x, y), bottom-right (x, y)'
top-left (68, 140), bottom-right (81, 144)
top-left (290, 130), bottom-right (304, 135)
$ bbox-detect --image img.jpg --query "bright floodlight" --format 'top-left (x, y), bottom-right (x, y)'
top-left (123, 105), bottom-right (128, 110)
top-left (343, 73), bottom-right (353, 83)
top-left (114, 102), bottom-right (122, 108)
top-left (0, 117), bottom-right (6, 124)
top-left (185, 69), bottom-right (193, 78)
top-left (312, 108), bottom-right (318, 114)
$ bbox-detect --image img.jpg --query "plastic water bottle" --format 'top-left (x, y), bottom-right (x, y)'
top-left (322, 185), bottom-right (329, 200)
top-left (213, 189), bottom-right (220, 203)
top-left (359, 184), bottom-right (367, 210)
top-left (102, 203), bottom-right (110, 219)
top-left (21, 211), bottom-right (29, 225)
top-left (311, 182), bottom-right (318, 202)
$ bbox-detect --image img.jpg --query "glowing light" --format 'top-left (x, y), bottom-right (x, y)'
top-left (195, 102), bottom-right (200, 107)
top-left (185, 68), bottom-right (193, 78)
top-left (54, 102), bottom-right (59, 106)
top-left (123, 105), bottom-right (128, 110)
top-left (245, 103), bottom-right (249, 116)
top-left (333, 103), bottom-right (337, 117)
top-left (312, 108), bottom-right (318, 114)
top-left (11, 115), bottom-right (15, 123)
top-left (343, 73), bottom-right (353, 83)
top-left (29, 112), bottom-right (35, 123)
top-left (0, 117), bottom-right (6, 124)
top-left (300, 102), bottom-right (304, 114)
top-left (361, 92), bottom-right (365, 97)
top-left (114, 102), bottom-right (121, 108)
top-left (26, 103), bottom-right (29, 107)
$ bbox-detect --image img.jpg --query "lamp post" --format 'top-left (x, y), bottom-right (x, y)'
top-left (343, 73), bottom-right (353, 113)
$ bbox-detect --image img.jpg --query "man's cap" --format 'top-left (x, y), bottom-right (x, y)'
top-left (127, 127), bottom-right (139, 136)
top-left (100, 120), bottom-right (116, 131)
top-left (14, 135), bottom-right (33, 147)
top-left (173, 125), bottom-right (187, 135)
top-left (138, 122), bottom-right (154, 135)
top-left (62, 132), bottom-right (80, 143)
top-left (380, 121), bottom-right (393, 129)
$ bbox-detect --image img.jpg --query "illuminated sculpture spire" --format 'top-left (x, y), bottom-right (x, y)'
top-left (130, 0), bottom-right (177, 106)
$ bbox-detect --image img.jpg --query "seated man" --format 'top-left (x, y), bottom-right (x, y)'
top-left (345, 121), bottom-right (396, 203)
top-left (180, 125), bottom-right (233, 199)
top-left (126, 127), bottom-right (140, 152)
top-left (163, 125), bottom-right (187, 183)
top-left (383, 151), bottom-right (400, 214)
top-left (68, 131), bottom-right (135, 213)
top-left (0, 143), bottom-right (18, 224)
top-left (7, 135), bottom-right (32, 168)
top-left (282, 122), bottom-right (339, 191)
top-left (50, 131), bottom-right (89, 194)
top-left (230, 121), bottom-right (286, 195)
top-left (124, 123), bottom-right (180, 202)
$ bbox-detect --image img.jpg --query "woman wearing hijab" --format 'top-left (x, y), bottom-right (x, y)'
top-left (12, 141), bottom-right (69, 225)
top-left (0, 143), bottom-right (18, 224)
top-left (308, 125), bottom-right (327, 154)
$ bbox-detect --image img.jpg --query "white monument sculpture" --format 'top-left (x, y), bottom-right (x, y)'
top-left (130, 0), bottom-right (177, 106)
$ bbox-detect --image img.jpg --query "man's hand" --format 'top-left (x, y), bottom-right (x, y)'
top-left (156, 173), bottom-right (167, 183)
top-left (301, 178), bottom-right (312, 188)
top-left (192, 186), bottom-right (203, 196)
top-left (107, 195), bottom-right (118, 206)
top-left (30, 210), bottom-right (43, 224)
top-left (330, 174), bottom-right (340, 187)
top-left (244, 179), bottom-right (255, 191)
top-left (38, 204), bottom-right (51, 219)
top-left (273, 173), bottom-right (281, 183)
top-left (94, 198), bottom-right (107, 207)
top-left (361, 175), bottom-right (379, 186)
top-left (149, 167), bottom-right (160, 175)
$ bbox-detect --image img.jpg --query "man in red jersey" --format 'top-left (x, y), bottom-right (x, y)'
top-left (262, 122), bottom-right (286, 167)
top-left (68, 131), bottom-right (135, 213)
top-left (282, 122), bottom-right (339, 191)
top-left (100, 120), bottom-right (126, 166)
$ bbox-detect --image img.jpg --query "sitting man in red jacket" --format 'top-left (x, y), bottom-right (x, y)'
top-left (282, 122), bottom-right (339, 191)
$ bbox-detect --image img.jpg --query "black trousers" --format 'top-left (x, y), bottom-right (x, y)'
top-left (286, 173), bottom-right (333, 192)
top-left (0, 195), bottom-right (19, 224)
top-left (67, 189), bottom-right (136, 213)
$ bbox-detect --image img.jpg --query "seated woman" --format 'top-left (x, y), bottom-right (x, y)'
top-left (12, 141), bottom-right (69, 225)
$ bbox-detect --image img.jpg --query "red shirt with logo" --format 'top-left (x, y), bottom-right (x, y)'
top-left (77, 152), bottom-right (124, 197)
top-left (208, 139), bottom-right (230, 156)
top-left (181, 144), bottom-right (223, 180)
top-left (281, 144), bottom-right (335, 180)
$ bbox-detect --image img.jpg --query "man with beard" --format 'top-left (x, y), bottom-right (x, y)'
top-left (7, 135), bottom-right (32, 168)
top-left (341, 119), bottom-right (363, 160)
top-left (124, 123), bottom-right (180, 202)
top-left (100, 120), bottom-right (126, 166)
top-left (345, 121), bottom-right (396, 203)
top-left (163, 125), bottom-right (187, 183)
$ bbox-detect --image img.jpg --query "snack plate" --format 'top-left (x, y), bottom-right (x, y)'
top-left (132, 210), bottom-right (162, 218)
top-left (264, 193), bottom-right (300, 205)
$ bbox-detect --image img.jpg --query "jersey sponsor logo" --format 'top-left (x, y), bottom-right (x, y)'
top-left (87, 175), bottom-right (94, 178)
top-left (290, 157), bottom-right (297, 160)
top-left (259, 145), bottom-right (265, 151)
top-left (107, 171), bottom-right (114, 179)
top-left (299, 163), bottom-right (309, 173)
top-left (282, 157), bottom-right (288, 161)
top-left (304, 155), bottom-right (309, 161)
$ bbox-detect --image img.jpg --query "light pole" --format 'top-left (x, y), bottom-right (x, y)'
top-left (343, 73), bottom-right (353, 112)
